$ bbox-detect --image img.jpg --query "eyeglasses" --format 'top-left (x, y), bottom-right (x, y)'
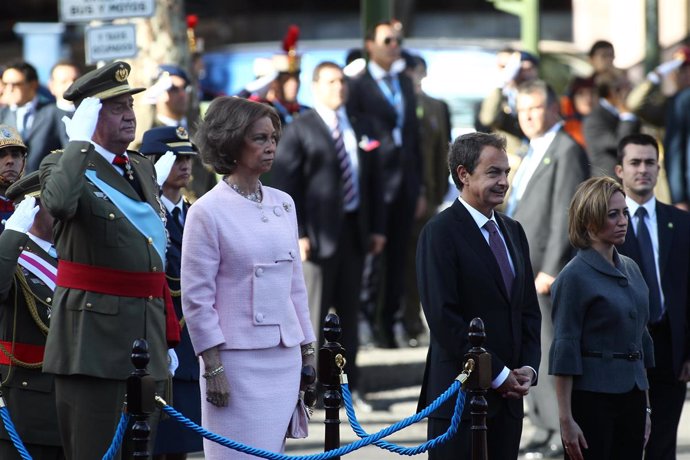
top-left (2, 81), bottom-right (27, 89)
top-left (382, 36), bottom-right (403, 46)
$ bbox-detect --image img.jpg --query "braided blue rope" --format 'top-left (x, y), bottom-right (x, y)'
top-left (159, 378), bottom-right (465, 459)
top-left (101, 411), bottom-right (130, 460)
top-left (341, 382), bottom-right (465, 455)
top-left (0, 405), bottom-right (32, 460)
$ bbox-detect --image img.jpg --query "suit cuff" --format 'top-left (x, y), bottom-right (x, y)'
top-left (491, 366), bottom-right (510, 389)
top-left (526, 366), bottom-right (538, 384)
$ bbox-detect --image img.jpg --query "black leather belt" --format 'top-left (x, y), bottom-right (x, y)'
top-left (582, 350), bottom-right (641, 361)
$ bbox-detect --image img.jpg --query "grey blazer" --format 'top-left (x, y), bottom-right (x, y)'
top-left (549, 248), bottom-right (654, 393)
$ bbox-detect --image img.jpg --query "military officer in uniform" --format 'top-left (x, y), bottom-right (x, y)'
top-left (140, 126), bottom-right (204, 459)
top-left (0, 126), bottom-right (27, 232)
top-left (39, 61), bottom-right (179, 460)
top-left (0, 171), bottom-right (62, 459)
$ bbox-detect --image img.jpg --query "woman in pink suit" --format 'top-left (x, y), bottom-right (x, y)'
top-left (181, 96), bottom-right (316, 459)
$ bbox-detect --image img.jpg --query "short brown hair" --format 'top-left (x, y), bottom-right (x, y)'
top-left (448, 132), bottom-right (506, 190)
top-left (568, 176), bottom-right (625, 249)
top-left (194, 97), bottom-right (281, 175)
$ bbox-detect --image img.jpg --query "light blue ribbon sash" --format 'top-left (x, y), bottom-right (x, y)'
top-left (85, 169), bottom-right (167, 266)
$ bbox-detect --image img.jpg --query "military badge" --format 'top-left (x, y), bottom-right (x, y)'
top-left (115, 65), bottom-right (129, 82)
top-left (176, 126), bottom-right (189, 140)
top-left (358, 136), bottom-right (381, 152)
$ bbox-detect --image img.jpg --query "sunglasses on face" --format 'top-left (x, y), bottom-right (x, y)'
top-left (382, 36), bottom-right (403, 46)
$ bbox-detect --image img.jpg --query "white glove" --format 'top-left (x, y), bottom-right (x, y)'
top-left (143, 72), bottom-right (173, 104)
top-left (63, 97), bottom-right (101, 143)
top-left (154, 151), bottom-right (176, 187)
top-left (648, 57), bottom-right (685, 84)
top-left (343, 58), bottom-right (366, 78)
top-left (4, 196), bottom-right (39, 234)
top-left (499, 52), bottom-right (522, 87)
top-left (167, 349), bottom-right (179, 376)
top-left (244, 71), bottom-right (278, 95)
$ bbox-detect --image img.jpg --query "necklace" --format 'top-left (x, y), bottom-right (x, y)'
top-left (226, 177), bottom-right (263, 203)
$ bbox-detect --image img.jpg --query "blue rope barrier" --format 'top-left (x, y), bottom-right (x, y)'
top-left (341, 381), bottom-right (465, 455)
top-left (102, 411), bottom-right (130, 460)
top-left (0, 405), bottom-right (32, 460)
top-left (158, 378), bottom-right (465, 459)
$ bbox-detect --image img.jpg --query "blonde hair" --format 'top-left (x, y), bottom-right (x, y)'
top-left (568, 176), bottom-right (625, 249)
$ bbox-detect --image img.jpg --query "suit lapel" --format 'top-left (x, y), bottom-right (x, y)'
top-left (129, 154), bottom-right (155, 204)
top-left (656, 202), bottom-right (673, 280)
top-left (496, 213), bottom-right (522, 302)
top-left (452, 201), bottom-right (511, 302)
top-left (526, 130), bottom-right (562, 187)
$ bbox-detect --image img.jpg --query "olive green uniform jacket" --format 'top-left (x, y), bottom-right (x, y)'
top-left (0, 230), bottom-right (61, 447)
top-left (39, 141), bottom-right (168, 380)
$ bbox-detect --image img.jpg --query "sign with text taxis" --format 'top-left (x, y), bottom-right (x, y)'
top-left (60, 0), bottom-right (155, 22)
top-left (85, 24), bottom-right (138, 65)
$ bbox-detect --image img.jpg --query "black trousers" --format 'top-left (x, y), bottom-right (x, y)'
top-left (569, 389), bottom-right (646, 460)
top-left (306, 212), bottom-right (364, 390)
top-left (0, 440), bottom-right (65, 460)
top-left (645, 317), bottom-right (688, 460)
top-left (427, 411), bottom-right (522, 460)
top-left (55, 375), bottom-right (165, 460)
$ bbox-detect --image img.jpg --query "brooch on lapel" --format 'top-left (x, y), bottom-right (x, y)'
top-left (358, 136), bottom-right (381, 152)
top-left (282, 202), bottom-right (292, 213)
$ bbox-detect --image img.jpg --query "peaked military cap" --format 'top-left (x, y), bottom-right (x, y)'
top-left (0, 125), bottom-right (27, 153)
top-left (6, 170), bottom-right (40, 201)
top-left (63, 61), bottom-right (145, 103)
top-left (158, 64), bottom-right (190, 85)
top-left (140, 126), bottom-right (198, 156)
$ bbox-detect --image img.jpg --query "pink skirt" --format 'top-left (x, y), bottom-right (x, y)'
top-left (199, 344), bottom-right (302, 459)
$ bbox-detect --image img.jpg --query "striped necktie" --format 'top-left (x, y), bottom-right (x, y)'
top-left (331, 118), bottom-right (357, 209)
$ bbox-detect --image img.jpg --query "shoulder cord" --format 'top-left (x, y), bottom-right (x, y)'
top-left (0, 275), bottom-right (44, 378)
top-left (14, 267), bottom-right (50, 335)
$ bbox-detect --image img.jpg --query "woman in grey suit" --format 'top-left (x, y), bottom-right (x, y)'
top-left (549, 177), bottom-right (654, 460)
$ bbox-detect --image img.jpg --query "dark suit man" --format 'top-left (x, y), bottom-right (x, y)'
top-left (417, 132), bottom-right (541, 459)
top-left (584, 69), bottom-right (640, 178)
top-left (346, 21), bottom-right (423, 347)
top-left (273, 62), bottom-right (386, 396)
top-left (139, 126), bottom-right (204, 458)
top-left (0, 62), bottom-right (64, 173)
top-left (0, 172), bottom-right (63, 460)
top-left (615, 133), bottom-right (690, 460)
top-left (507, 80), bottom-right (590, 456)
top-left (39, 62), bottom-right (177, 460)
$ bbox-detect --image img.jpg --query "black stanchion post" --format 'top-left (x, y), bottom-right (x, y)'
top-left (127, 339), bottom-right (156, 458)
top-left (464, 317), bottom-right (491, 460)
top-left (318, 313), bottom-right (344, 458)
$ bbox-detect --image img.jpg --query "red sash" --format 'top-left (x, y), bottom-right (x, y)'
top-left (0, 341), bottom-right (44, 366)
top-left (56, 260), bottom-right (181, 348)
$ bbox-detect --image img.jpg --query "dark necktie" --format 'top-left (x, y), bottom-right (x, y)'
top-left (483, 220), bottom-right (514, 296)
top-left (171, 207), bottom-right (183, 230)
top-left (331, 119), bottom-right (357, 209)
top-left (382, 74), bottom-right (396, 95)
top-left (635, 207), bottom-right (663, 322)
top-left (112, 155), bottom-right (144, 199)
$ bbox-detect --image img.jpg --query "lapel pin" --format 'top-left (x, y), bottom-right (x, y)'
top-left (668, 222), bottom-right (674, 229)
top-left (543, 157), bottom-right (551, 165)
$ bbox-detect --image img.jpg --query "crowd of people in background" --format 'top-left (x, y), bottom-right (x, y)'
top-left (0, 17), bottom-right (688, 460)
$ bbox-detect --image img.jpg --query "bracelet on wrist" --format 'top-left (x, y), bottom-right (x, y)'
top-left (202, 365), bottom-right (225, 379)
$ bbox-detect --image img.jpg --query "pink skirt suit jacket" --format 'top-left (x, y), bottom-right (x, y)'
top-left (181, 180), bottom-right (316, 459)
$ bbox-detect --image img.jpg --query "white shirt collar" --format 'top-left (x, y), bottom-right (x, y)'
top-left (529, 121), bottom-right (563, 152)
top-left (458, 196), bottom-right (498, 229)
top-left (27, 232), bottom-right (53, 254)
top-left (625, 195), bottom-right (656, 221)
top-left (368, 59), bottom-right (405, 81)
top-left (93, 143), bottom-right (127, 166)
top-left (599, 98), bottom-right (619, 117)
top-left (56, 100), bottom-right (75, 112)
top-left (11, 96), bottom-right (38, 112)
top-left (160, 194), bottom-right (184, 215)
top-left (314, 104), bottom-right (346, 128)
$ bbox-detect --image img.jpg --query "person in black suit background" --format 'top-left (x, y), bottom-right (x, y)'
top-left (140, 125), bottom-right (203, 459)
top-left (0, 61), bottom-right (64, 173)
top-left (346, 20), bottom-right (423, 347)
top-left (584, 69), bottom-right (640, 178)
top-left (273, 61), bottom-right (386, 400)
top-left (417, 132), bottom-right (541, 459)
top-left (615, 133), bottom-right (690, 460)
top-left (507, 79), bottom-right (590, 457)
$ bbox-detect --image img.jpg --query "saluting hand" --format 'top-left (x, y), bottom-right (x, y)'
top-left (154, 151), bottom-right (176, 187)
top-left (4, 196), bottom-right (39, 234)
top-left (63, 97), bottom-right (102, 143)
